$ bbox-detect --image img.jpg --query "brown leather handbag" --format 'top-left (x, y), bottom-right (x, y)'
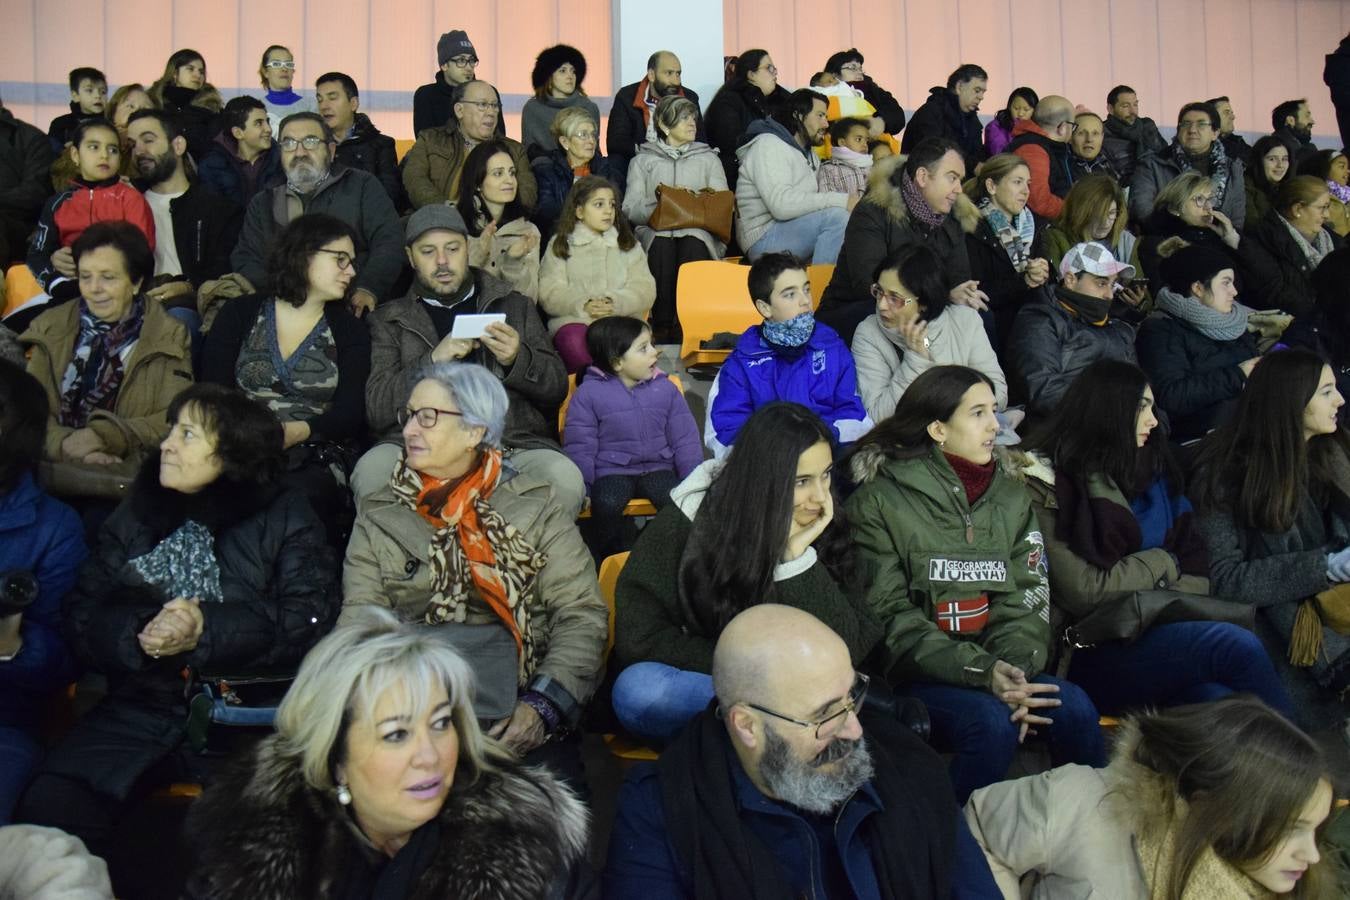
top-left (648, 185), bottom-right (735, 245)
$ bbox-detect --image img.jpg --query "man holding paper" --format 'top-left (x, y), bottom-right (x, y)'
top-left (353, 204), bottom-right (584, 514)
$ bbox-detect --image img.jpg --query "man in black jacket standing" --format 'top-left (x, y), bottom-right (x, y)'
top-left (899, 64), bottom-right (987, 166)
top-left (607, 51), bottom-right (703, 179)
top-left (127, 110), bottom-right (241, 315)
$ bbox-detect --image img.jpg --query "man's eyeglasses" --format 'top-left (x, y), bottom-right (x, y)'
top-left (1179, 119), bottom-right (1213, 133)
top-left (447, 55), bottom-right (478, 68)
top-left (460, 100), bottom-right (501, 114)
top-left (279, 135), bottom-right (327, 151)
top-left (397, 407), bottom-right (464, 428)
top-left (315, 248), bottom-right (355, 270)
top-left (1060, 120), bottom-right (1079, 136)
top-left (871, 284), bottom-right (917, 307)
top-left (738, 673), bottom-right (869, 740)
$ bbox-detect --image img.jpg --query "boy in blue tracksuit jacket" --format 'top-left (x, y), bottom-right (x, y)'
top-left (706, 252), bottom-right (872, 457)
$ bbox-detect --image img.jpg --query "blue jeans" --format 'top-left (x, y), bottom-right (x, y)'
top-left (905, 675), bottom-right (1106, 803)
top-left (612, 662), bottom-right (714, 744)
top-left (747, 207), bottom-right (850, 264)
top-left (0, 725), bottom-right (40, 825)
top-left (1067, 620), bottom-right (1294, 718)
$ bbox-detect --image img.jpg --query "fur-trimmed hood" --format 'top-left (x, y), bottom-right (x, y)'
top-left (848, 441), bottom-right (1019, 487)
top-left (862, 153), bottom-right (978, 230)
top-left (185, 734), bottom-right (591, 900)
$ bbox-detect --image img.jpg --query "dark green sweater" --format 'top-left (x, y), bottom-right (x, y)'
top-left (612, 502), bottom-right (882, 673)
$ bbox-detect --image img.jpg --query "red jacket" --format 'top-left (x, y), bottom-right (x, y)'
top-left (27, 176), bottom-right (155, 291)
top-left (1007, 119), bottom-right (1071, 220)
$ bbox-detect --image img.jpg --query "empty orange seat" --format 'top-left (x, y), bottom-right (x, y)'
top-left (3, 263), bottom-right (42, 318)
top-left (676, 260), bottom-right (758, 367)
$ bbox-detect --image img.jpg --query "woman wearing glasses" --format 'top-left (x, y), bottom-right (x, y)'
top-left (847, 365), bottom-right (1106, 802)
top-left (201, 214), bottom-right (371, 543)
top-left (612, 402), bottom-right (881, 744)
top-left (342, 362), bottom-right (607, 770)
top-left (705, 49), bottom-right (791, 189)
top-left (531, 106), bottom-right (623, 245)
top-left (1137, 172), bottom-right (1253, 294)
top-left (257, 45), bottom-right (315, 138)
top-left (852, 245), bottom-right (1005, 423)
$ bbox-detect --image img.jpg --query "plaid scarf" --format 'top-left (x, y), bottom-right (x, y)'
top-left (899, 170), bottom-right (946, 229)
top-left (1280, 214), bottom-right (1335, 268)
top-left (390, 449), bottom-right (547, 684)
top-left (58, 296), bottom-right (145, 428)
top-left (977, 197), bottom-right (1033, 272)
top-left (1168, 140), bottom-right (1231, 208)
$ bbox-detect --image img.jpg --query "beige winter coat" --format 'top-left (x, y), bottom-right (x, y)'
top-left (538, 226), bottom-right (656, 335)
top-left (965, 722), bottom-right (1277, 899)
top-left (468, 217), bottom-right (542, 301)
top-left (341, 468), bottom-right (608, 712)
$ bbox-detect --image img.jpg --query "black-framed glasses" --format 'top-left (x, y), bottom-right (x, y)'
top-left (315, 248), bottom-right (354, 270)
top-left (447, 55), bottom-right (478, 68)
top-left (739, 673), bottom-right (869, 740)
top-left (279, 135), bottom-right (326, 151)
top-left (397, 407), bottom-right (463, 428)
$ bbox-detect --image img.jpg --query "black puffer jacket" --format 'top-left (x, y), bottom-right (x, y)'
top-left (334, 113), bottom-right (405, 210)
top-left (1006, 285), bottom-right (1137, 414)
top-left (703, 81), bottom-right (790, 189)
top-left (63, 458), bottom-right (338, 699)
top-left (1135, 298), bottom-right (1260, 442)
top-left (1241, 216), bottom-right (1341, 318)
top-left (899, 87), bottom-right (984, 166)
top-left (818, 154), bottom-right (974, 344)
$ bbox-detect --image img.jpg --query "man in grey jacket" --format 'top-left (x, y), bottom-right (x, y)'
top-left (734, 89), bottom-right (857, 264)
top-left (229, 112), bottom-right (403, 316)
top-left (351, 204), bottom-right (583, 515)
top-left (1128, 102), bottom-right (1246, 230)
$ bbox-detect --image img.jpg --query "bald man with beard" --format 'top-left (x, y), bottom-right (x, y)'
top-left (604, 604), bottom-right (1001, 899)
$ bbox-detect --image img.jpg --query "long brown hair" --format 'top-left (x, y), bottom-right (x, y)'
top-left (1118, 696), bottom-right (1336, 900)
top-left (1192, 349), bottom-right (1350, 531)
top-left (549, 175), bottom-right (636, 260)
top-left (847, 366), bottom-right (995, 469)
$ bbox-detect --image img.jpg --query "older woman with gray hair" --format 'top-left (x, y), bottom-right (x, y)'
top-left (622, 94), bottom-right (730, 343)
top-left (184, 607), bottom-right (595, 899)
top-left (342, 361), bottom-right (607, 771)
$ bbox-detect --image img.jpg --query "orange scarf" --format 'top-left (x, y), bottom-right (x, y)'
top-left (393, 449), bottom-right (546, 671)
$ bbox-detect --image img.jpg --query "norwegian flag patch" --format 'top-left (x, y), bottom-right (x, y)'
top-left (935, 595), bottom-right (990, 634)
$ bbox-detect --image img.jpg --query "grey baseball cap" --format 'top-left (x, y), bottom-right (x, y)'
top-left (405, 204), bottom-right (468, 245)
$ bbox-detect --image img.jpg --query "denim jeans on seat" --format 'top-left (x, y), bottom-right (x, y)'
top-left (904, 674), bottom-right (1106, 803)
top-left (1066, 620), bottom-right (1294, 718)
top-left (612, 661), bottom-right (714, 744)
top-left (746, 207), bottom-right (850, 265)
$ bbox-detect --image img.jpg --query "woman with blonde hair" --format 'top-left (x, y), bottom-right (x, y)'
top-left (966, 695), bottom-right (1339, 899)
top-left (1244, 175), bottom-right (1342, 317)
top-left (956, 153), bottom-right (1051, 347)
top-left (184, 607), bottom-right (594, 899)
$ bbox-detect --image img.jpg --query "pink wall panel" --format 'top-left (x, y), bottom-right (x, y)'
top-left (1060, 0), bottom-right (1114, 116)
top-left (33, 1), bottom-right (104, 91)
top-left (1006, 0), bottom-right (1066, 101)
top-left (1297, 0), bottom-right (1346, 133)
top-left (106, 0), bottom-right (173, 90)
top-left (558, 0), bottom-right (613, 95)
top-left (304, 0), bottom-right (370, 92)
top-left (851, 1), bottom-right (907, 105)
top-left (1155, 0), bottom-right (1208, 122)
top-left (955, 0), bottom-right (1013, 109)
top-left (903, 0), bottom-right (963, 100)
top-left (1249, 0), bottom-right (1302, 128)
top-left (1102, 0), bottom-right (1162, 118)
top-left (173, 0), bottom-right (240, 92)
top-left (1202, 0), bottom-right (1254, 129)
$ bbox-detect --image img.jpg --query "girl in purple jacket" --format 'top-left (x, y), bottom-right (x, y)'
top-left (563, 316), bottom-right (703, 559)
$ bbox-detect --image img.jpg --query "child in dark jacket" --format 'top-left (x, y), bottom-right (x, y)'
top-left (563, 316), bottom-right (702, 559)
top-left (27, 120), bottom-right (155, 303)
